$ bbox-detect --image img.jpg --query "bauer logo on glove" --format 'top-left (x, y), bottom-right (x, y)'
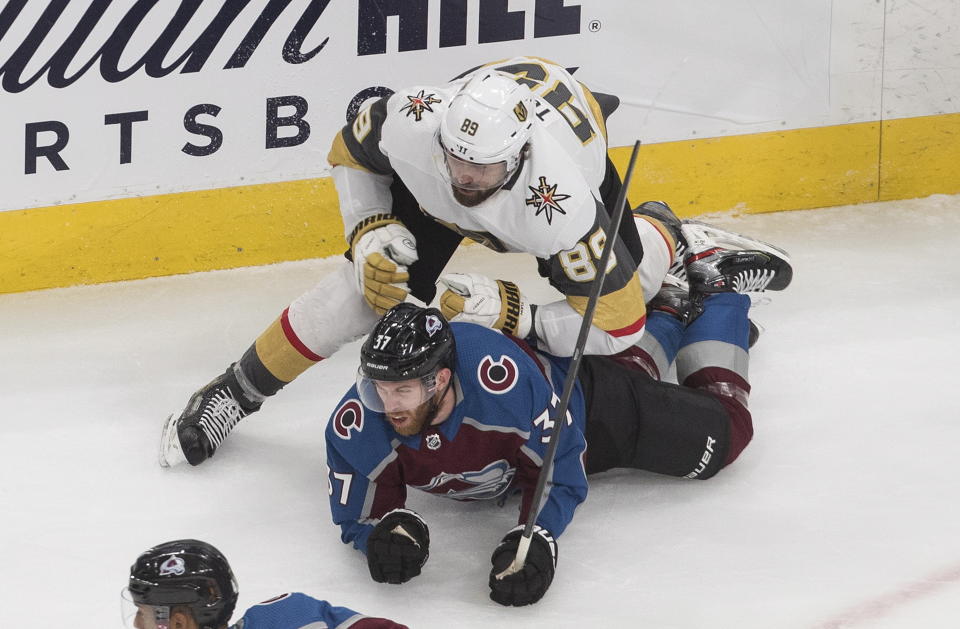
top-left (439, 273), bottom-right (532, 338)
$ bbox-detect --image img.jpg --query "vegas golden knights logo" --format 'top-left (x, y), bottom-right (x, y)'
top-left (513, 101), bottom-right (528, 122)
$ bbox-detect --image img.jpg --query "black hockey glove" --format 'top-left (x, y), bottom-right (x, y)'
top-left (366, 508), bottom-right (430, 584)
top-left (488, 525), bottom-right (558, 606)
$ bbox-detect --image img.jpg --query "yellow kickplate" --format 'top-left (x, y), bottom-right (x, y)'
top-left (0, 178), bottom-right (346, 294)
top-left (609, 121), bottom-right (882, 217)
top-left (2, 113), bottom-right (957, 294)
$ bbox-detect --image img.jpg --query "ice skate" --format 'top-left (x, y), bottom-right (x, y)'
top-left (647, 274), bottom-right (761, 348)
top-left (647, 274), bottom-right (699, 325)
top-left (158, 365), bottom-right (263, 467)
top-left (680, 221), bottom-right (792, 294)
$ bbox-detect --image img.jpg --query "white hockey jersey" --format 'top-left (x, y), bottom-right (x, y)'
top-left (328, 57), bottom-right (670, 355)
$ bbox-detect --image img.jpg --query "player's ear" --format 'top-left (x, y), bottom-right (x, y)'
top-left (169, 608), bottom-right (196, 629)
top-left (435, 367), bottom-right (452, 389)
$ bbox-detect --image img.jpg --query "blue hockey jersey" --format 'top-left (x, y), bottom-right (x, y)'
top-left (231, 592), bottom-right (407, 628)
top-left (325, 323), bottom-right (589, 553)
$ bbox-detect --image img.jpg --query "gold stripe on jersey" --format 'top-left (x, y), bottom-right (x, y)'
top-left (486, 57), bottom-right (607, 142)
top-left (329, 97), bottom-right (393, 175)
top-left (580, 85), bottom-right (609, 142)
top-left (328, 131), bottom-right (373, 172)
top-left (634, 214), bottom-right (677, 255)
top-left (478, 58), bottom-right (512, 70)
top-left (478, 56), bottom-right (560, 75)
top-left (254, 314), bottom-right (321, 383)
top-left (565, 273), bottom-right (646, 334)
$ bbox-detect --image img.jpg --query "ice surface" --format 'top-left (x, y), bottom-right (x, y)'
top-left (2, 194), bottom-right (959, 628)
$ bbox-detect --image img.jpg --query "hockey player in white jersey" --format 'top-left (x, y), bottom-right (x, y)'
top-left (159, 56), bottom-right (791, 468)
top-left (124, 539), bottom-right (407, 629)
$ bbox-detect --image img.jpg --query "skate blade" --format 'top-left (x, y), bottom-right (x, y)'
top-left (680, 220), bottom-right (791, 262)
top-left (158, 412), bottom-right (187, 468)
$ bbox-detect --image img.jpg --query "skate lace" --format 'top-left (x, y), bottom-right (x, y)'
top-left (669, 242), bottom-right (688, 281)
top-left (733, 269), bottom-right (775, 292)
top-left (198, 389), bottom-right (244, 449)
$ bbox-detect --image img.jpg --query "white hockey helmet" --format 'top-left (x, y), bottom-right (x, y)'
top-left (438, 70), bottom-right (535, 191)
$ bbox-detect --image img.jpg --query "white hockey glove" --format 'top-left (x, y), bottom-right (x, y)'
top-left (439, 273), bottom-right (532, 338)
top-left (348, 214), bottom-right (419, 315)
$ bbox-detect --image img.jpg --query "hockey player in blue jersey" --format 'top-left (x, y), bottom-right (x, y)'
top-left (124, 539), bottom-right (407, 629)
top-left (326, 254), bottom-right (779, 606)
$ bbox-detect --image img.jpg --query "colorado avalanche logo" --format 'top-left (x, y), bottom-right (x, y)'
top-left (400, 89), bottom-right (441, 121)
top-left (333, 399), bottom-right (364, 440)
top-left (412, 459), bottom-right (515, 500)
top-left (525, 176), bottom-right (570, 225)
top-left (159, 556), bottom-right (186, 576)
top-left (477, 355), bottom-right (518, 394)
top-left (424, 315), bottom-right (442, 337)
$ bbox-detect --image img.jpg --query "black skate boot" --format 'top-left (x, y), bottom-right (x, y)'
top-left (680, 221), bottom-right (793, 294)
top-left (647, 274), bottom-right (701, 325)
top-left (159, 364), bottom-right (263, 467)
top-left (648, 275), bottom-right (761, 347)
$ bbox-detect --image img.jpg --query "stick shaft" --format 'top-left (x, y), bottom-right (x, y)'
top-left (499, 140), bottom-right (643, 576)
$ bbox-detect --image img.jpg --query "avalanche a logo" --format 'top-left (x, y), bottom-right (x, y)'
top-left (400, 89), bottom-right (441, 121)
top-left (159, 556), bottom-right (186, 576)
top-left (525, 176), bottom-right (570, 225)
top-left (424, 314), bottom-right (442, 337)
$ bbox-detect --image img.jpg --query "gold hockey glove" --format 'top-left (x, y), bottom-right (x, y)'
top-left (439, 273), bottom-right (532, 338)
top-left (349, 215), bottom-right (418, 315)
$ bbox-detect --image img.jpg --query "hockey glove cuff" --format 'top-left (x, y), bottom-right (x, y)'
top-left (489, 525), bottom-right (557, 606)
top-left (439, 273), bottom-right (532, 338)
top-left (349, 215), bottom-right (419, 315)
top-left (366, 508), bottom-right (430, 584)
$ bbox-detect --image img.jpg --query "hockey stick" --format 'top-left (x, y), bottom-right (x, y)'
top-left (496, 140), bottom-right (643, 579)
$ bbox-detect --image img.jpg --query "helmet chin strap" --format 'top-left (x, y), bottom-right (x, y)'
top-left (420, 375), bottom-right (454, 432)
top-left (153, 605), bottom-right (171, 629)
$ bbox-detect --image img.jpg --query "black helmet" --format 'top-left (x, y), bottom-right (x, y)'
top-left (360, 303), bottom-right (456, 381)
top-left (357, 304), bottom-right (457, 412)
top-left (128, 539), bottom-right (238, 629)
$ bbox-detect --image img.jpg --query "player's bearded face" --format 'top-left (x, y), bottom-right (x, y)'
top-left (444, 153), bottom-right (508, 207)
top-left (374, 378), bottom-right (440, 436)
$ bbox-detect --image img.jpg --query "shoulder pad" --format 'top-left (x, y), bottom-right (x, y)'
top-left (326, 389), bottom-right (398, 474)
top-left (383, 84), bottom-right (455, 135)
top-left (506, 128), bottom-right (597, 254)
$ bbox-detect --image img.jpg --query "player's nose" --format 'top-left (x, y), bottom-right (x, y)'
top-left (453, 169), bottom-right (474, 184)
top-left (381, 393), bottom-right (401, 411)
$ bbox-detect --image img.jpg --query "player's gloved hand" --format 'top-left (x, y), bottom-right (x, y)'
top-left (488, 525), bottom-right (557, 606)
top-left (366, 508), bottom-right (430, 584)
top-left (439, 273), bottom-right (532, 338)
top-left (349, 215), bottom-right (419, 315)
